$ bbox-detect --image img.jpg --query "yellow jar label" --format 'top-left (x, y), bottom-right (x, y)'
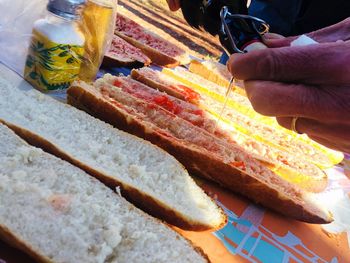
top-left (24, 29), bottom-right (84, 91)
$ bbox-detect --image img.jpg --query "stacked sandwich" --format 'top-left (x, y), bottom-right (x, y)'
top-left (67, 62), bottom-right (344, 225)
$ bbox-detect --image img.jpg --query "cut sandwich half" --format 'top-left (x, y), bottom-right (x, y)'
top-left (0, 64), bottom-right (226, 231)
top-left (0, 123), bottom-right (210, 263)
top-left (103, 35), bottom-right (151, 67)
top-left (130, 68), bottom-right (328, 193)
top-left (68, 76), bottom-right (333, 224)
top-left (115, 14), bottom-right (189, 67)
top-left (162, 67), bottom-right (344, 168)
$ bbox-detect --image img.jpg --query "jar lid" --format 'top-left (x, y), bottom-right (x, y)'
top-left (47, 0), bottom-right (86, 20)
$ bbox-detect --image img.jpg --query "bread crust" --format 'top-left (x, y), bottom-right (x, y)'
top-left (115, 31), bottom-right (180, 68)
top-left (0, 118), bottom-right (224, 232)
top-left (67, 84), bottom-right (332, 224)
top-left (0, 224), bottom-right (53, 263)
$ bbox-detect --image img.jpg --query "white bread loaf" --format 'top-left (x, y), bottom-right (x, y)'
top-left (0, 64), bottom-right (225, 231)
top-left (0, 124), bottom-right (209, 263)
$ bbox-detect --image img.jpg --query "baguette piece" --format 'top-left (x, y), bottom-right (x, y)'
top-left (162, 67), bottom-right (344, 168)
top-left (0, 124), bottom-right (209, 263)
top-left (188, 60), bottom-right (246, 96)
top-left (130, 69), bottom-right (328, 193)
top-left (67, 77), bottom-right (333, 224)
top-left (103, 35), bottom-right (151, 67)
top-left (0, 66), bottom-right (226, 231)
top-left (115, 14), bottom-right (189, 67)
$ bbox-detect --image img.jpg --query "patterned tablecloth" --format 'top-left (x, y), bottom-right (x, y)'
top-left (179, 164), bottom-right (350, 263)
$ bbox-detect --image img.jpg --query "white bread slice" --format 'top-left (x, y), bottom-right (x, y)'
top-left (67, 77), bottom-right (333, 224)
top-left (0, 65), bottom-right (225, 231)
top-left (0, 124), bottom-right (209, 263)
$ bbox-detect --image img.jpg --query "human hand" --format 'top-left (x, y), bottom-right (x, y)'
top-left (263, 17), bottom-right (350, 48)
top-left (166, 0), bottom-right (181, 11)
top-left (227, 40), bottom-right (350, 153)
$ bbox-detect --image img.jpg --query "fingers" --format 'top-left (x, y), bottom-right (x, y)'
top-left (307, 135), bottom-right (349, 154)
top-left (263, 33), bottom-right (285, 40)
top-left (276, 117), bottom-right (326, 136)
top-left (308, 17), bottom-right (350, 43)
top-left (263, 18), bottom-right (350, 48)
top-left (263, 34), bottom-right (297, 48)
top-left (276, 117), bottom-right (350, 153)
top-left (243, 80), bottom-right (350, 122)
top-left (227, 41), bottom-right (350, 86)
top-left (166, 0), bottom-right (181, 11)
